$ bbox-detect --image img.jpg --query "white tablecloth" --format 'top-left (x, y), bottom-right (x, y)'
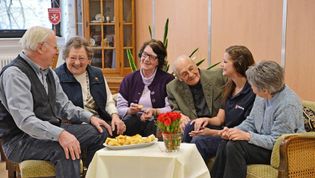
top-left (86, 142), bottom-right (211, 178)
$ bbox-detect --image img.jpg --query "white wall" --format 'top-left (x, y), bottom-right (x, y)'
top-left (0, 38), bottom-right (21, 57)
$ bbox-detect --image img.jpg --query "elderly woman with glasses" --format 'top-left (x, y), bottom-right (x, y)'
top-left (116, 39), bottom-right (174, 136)
top-left (55, 36), bottom-right (126, 136)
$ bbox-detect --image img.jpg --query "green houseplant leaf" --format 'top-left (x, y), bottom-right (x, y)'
top-left (126, 18), bottom-right (218, 73)
top-left (149, 26), bottom-right (153, 39)
top-left (189, 48), bottom-right (199, 58)
top-left (196, 58), bottom-right (206, 67)
top-left (163, 18), bottom-right (169, 47)
top-left (126, 49), bottom-right (137, 71)
top-left (207, 61), bottom-right (221, 70)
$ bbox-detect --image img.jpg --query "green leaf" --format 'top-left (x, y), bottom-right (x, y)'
top-left (196, 58), bottom-right (206, 66)
top-left (207, 61), bottom-right (221, 70)
top-left (164, 38), bottom-right (168, 49)
top-left (163, 18), bottom-right (169, 46)
top-left (189, 48), bottom-right (199, 57)
top-left (165, 64), bottom-right (169, 72)
top-left (126, 49), bottom-right (137, 71)
top-left (148, 25), bottom-right (152, 39)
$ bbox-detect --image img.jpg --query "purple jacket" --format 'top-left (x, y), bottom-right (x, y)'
top-left (119, 69), bottom-right (174, 108)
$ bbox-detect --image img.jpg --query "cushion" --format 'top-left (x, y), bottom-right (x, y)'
top-left (303, 106), bottom-right (315, 132)
top-left (247, 164), bottom-right (278, 178)
top-left (19, 160), bottom-right (55, 178)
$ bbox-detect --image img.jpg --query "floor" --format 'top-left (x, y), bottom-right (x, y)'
top-left (0, 161), bottom-right (8, 177)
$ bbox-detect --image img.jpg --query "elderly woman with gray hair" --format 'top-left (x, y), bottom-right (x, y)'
top-left (211, 61), bottom-right (305, 178)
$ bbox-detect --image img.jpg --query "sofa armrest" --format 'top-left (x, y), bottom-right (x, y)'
top-left (277, 132), bottom-right (315, 178)
top-left (302, 100), bottom-right (315, 111)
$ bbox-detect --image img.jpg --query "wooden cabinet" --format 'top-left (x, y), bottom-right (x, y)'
top-left (77, 0), bottom-right (135, 93)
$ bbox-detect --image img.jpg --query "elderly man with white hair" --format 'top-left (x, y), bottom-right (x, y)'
top-left (167, 55), bottom-right (226, 132)
top-left (0, 26), bottom-right (112, 178)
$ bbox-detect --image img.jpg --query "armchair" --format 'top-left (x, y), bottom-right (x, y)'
top-left (247, 100), bottom-right (315, 178)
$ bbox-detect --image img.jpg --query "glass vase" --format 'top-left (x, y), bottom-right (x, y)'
top-left (162, 132), bottom-right (181, 152)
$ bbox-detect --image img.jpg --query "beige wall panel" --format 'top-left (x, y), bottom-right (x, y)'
top-left (135, 0), bottom-right (152, 66)
top-left (211, 0), bottom-right (282, 65)
top-left (285, 0), bottom-right (315, 100)
top-left (155, 0), bottom-right (209, 70)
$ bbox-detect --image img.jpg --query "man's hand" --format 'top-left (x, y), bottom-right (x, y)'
top-left (180, 114), bottom-right (190, 133)
top-left (191, 117), bottom-right (209, 131)
top-left (58, 130), bottom-right (81, 160)
top-left (90, 116), bottom-right (113, 136)
top-left (111, 113), bottom-right (126, 135)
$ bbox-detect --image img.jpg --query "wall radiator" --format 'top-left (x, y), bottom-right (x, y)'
top-left (0, 56), bottom-right (15, 70)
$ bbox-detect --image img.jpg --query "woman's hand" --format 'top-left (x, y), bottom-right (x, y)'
top-left (226, 128), bottom-right (251, 141)
top-left (190, 117), bottom-right (209, 131)
top-left (218, 127), bottom-right (230, 140)
top-left (90, 116), bottom-right (113, 136)
top-left (140, 108), bottom-right (156, 122)
top-left (128, 103), bottom-right (142, 115)
top-left (189, 127), bottom-right (211, 136)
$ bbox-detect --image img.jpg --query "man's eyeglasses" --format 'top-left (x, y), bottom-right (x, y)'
top-left (140, 52), bottom-right (158, 61)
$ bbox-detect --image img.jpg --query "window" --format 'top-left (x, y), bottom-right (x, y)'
top-left (0, 0), bottom-right (61, 38)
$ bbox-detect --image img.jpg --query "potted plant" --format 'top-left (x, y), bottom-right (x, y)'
top-left (126, 18), bottom-right (221, 73)
top-left (156, 112), bottom-right (181, 152)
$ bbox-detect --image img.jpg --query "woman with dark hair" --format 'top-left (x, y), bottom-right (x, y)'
top-left (117, 39), bottom-right (174, 136)
top-left (184, 45), bottom-right (256, 162)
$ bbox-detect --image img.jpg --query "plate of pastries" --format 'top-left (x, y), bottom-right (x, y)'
top-left (104, 134), bottom-right (157, 150)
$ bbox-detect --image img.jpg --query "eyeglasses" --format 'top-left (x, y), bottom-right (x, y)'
top-left (68, 56), bottom-right (89, 62)
top-left (140, 52), bottom-right (158, 61)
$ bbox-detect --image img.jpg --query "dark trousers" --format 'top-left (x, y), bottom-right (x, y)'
top-left (123, 114), bottom-right (156, 137)
top-left (211, 140), bottom-right (272, 178)
top-left (183, 122), bottom-right (222, 161)
top-left (3, 123), bottom-right (108, 178)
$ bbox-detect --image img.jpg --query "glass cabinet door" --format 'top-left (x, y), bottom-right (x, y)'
top-left (81, 0), bottom-right (135, 76)
top-left (86, 0), bottom-right (117, 70)
top-left (122, 0), bottom-right (134, 67)
top-left (102, 0), bottom-right (116, 69)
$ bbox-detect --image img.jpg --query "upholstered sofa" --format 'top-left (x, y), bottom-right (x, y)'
top-left (208, 100), bottom-right (315, 178)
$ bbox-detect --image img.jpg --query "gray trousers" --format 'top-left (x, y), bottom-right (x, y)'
top-left (3, 123), bottom-right (107, 178)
